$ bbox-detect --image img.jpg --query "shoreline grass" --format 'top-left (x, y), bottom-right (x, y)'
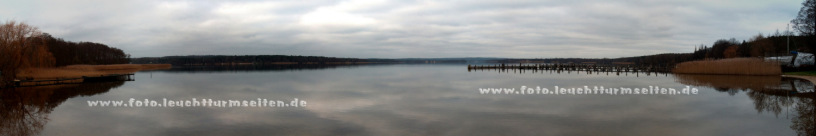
top-left (17, 64), bottom-right (171, 79)
top-left (672, 58), bottom-right (781, 75)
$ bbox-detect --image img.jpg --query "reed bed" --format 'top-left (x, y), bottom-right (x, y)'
top-left (17, 64), bottom-right (171, 79)
top-left (65, 64), bottom-right (171, 71)
top-left (672, 58), bottom-right (781, 75)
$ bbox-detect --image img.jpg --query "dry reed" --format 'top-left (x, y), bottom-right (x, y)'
top-left (672, 58), bottom-right (781, 75)
top-left (17, 64), bottom-right (171, 79)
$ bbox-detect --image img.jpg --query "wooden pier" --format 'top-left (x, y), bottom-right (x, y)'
top-left (467, 63), bottom-right (672, 76)
top-left (12, 74), bottom-right (134, 87)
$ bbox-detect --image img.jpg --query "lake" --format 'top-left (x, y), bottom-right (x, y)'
top-left (1, 64), bottom-right (813, 136)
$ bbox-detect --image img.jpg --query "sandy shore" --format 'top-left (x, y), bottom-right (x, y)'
top-left (16, 64), bottom-right (171, 79)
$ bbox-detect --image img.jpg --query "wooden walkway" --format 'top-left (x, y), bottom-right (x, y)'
top-left (11, 74), bottom-right (134, 87)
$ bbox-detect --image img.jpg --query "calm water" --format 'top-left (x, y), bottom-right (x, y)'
top-left (1, 64), bottom-right (814, 136)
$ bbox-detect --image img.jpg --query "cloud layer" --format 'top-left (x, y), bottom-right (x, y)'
top-left (0, 0), bottom-right (803, 58)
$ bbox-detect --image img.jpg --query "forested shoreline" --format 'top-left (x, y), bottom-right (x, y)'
top-left (130, 55), bottom-right (467, 66)
top-left (497, 35), bottom-right (815, 66)
top-left (1, 21), bottom-right (129, 86)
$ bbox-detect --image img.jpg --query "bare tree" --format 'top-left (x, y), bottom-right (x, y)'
top-left (750, 34), bottom-right (775, 57)
top-left (792, 0), bottom-right (815, 36)
top-left (0, 20), bottom-right (54, 85)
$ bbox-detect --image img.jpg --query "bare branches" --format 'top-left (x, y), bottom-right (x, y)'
top-left (792, 0), bottom-right (816, 36)
top-left (1, 20), bottom-right (53, 85)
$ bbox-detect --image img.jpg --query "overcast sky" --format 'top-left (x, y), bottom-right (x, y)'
top-left (0, 0), bottom-right (804, 58)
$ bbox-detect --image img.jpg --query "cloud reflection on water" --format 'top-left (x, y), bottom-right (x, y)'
top-left (1, 65), bottom-right (811, 135)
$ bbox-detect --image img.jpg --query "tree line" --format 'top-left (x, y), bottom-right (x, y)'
top-left (496, 34), bottom-right (811, 66)
top-left (132, 55), bottom-right (371, 65)
top-left (1, 21), bottom-right (129, 86)
top-left (692, 34), bottom-right (812, 60)
top-left (130, 55), bottom-right (468, 66)
top-left (35, 33), bottom-right (129, 66)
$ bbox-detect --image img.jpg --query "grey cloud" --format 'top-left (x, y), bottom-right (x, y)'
top-left (0, 0), bottom-right (803, 58)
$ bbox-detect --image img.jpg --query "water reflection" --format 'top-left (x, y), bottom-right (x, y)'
top-left (2, 65), bottom-right (815, 135)
top-left (468, 67), bottom-right (670, 77)
top-left (0, 81), bottom-right (125, 136)
top-left (674, 74), bottom-right (815, 136)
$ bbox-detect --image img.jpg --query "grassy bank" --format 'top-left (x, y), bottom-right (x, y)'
top-left (672, 58), bottom-right (781, 75)
top-left (16, 64), bottom-right (171, 79)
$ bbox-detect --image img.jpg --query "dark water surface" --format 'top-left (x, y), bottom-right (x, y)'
top-left (1, 64), bottom-right (813, 136)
